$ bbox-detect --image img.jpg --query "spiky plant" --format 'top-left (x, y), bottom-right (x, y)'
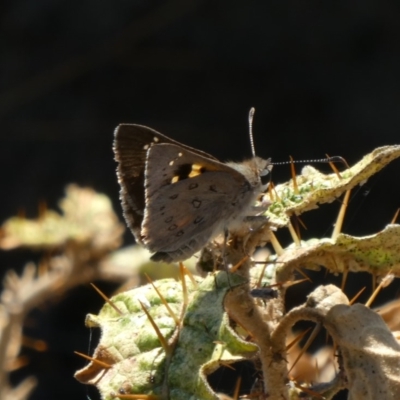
top-left (74, 145), bottom-right (400, 400)
top-left (1, 147), bottom-right (400, 400)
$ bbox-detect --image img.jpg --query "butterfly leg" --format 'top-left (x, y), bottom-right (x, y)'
top-left (222, 228), bottom-right (229, 269)
top-left (221, 228), bottom-right (236, 288)
top-left (244, 215), bottom-right (269, 231)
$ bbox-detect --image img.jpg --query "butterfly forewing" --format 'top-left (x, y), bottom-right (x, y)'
top-left (113, 124), bottom-right (219, 243)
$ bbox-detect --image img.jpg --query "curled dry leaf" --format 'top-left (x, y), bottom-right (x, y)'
top-left (377, 299), bottom-right (400, 332)
top-left (276, 224), bottom-right (400, 281)
top-left (327, 303), bottom-right (400, 400)
top-left (273, 286), bottom-right (400, 399)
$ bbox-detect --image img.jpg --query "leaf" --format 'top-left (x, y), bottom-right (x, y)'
top-left (75, 278), bottom-right (189, 399)
top-left (75, 272), bottom-right (254, 400)
top-left (266, 145), bottom-right (400, 226)
top-left (327, 303), bottom-right (400, 400)
top-left (0, 185), bottom-right (124, 250)
top-left (168, 272), bottom-right (255, 400)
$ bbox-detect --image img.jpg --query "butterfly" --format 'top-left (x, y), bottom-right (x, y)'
top-left (113, 120), bottom-right (271, 263)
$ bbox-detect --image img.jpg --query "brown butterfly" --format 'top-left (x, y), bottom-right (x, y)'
top-left (113, 116), bottom-right (271, 263)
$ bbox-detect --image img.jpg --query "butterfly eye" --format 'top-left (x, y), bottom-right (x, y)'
top-left (260, 169), bottom-right (270, 186)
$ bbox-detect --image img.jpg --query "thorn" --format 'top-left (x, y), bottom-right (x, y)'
top-left (110, 392), bottom-right (160, 399)
top-left (365, 271), bottom-right (394, 308)
top-left (295, 215), bottom-right (307, 231)
top-left (269, 230), bottom-right (284, 256)
top-left (332, 189), bottom-right (351, 240)
top-left (287, 220), bottom-right (301, 247)
top-left (341, 267), bottom-right (349, 292)
top-left (90, 283), bottom-right (124, 315)
top-left (271, 182), bottom-right (281, 202)
top-left (219, 360), bottom-right (236, 371)
top-left (230, 255), bottom-right (249, 272)
top-left (179, 262), bottom-right (198, 288)
top-left (289, 156), bottom-right (299, 194)
top-left (138, 300), bottom-right (171, 355)
top-left (74, 351), bottom-right (112, 369)
top-left (326, 153), bottom-right (343, 179)
top-left (233, 376), bottom-right (242, 399)
top-left (329, 254), bottom-right (339, 279)
top-left (262, 278), bottom-right (308, 292)
top-left (256, 259), bottom-right (269, 288)
top-left (22, 336), bottom-right (47, 351)
top-left (391, 208), bottom-right (400, 224)
top-left (268, 181), bottom-right (275, 201)
top-left (6, 356), bottom-right (30, 371)
top-left (349, 287), bottom-right (366, 305)
top-left (286, 327), bottom-right (312, 351)
top-left (144, 274), bottom-right (179, 325)
top-left (283, 278), bottom-right (310, 288)
top-left (372, 273), bottom-right (377, 292)
top-left (179, 263), bottom-right (189, 307)
top-left (258, 281), bottom-right (284, 289)
top-left (288, 323), bottom-right (321, 374)
top-left (294, 268), bottom-right (312, 283)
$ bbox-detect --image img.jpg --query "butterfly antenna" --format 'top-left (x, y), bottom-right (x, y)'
top-left (271, 156), bottom-right (345, 166)
top-left (248, 107), bottom-right (256, 157)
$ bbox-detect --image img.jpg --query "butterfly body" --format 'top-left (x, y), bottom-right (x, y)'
top-left (114, 124), bottom-right (271, 263)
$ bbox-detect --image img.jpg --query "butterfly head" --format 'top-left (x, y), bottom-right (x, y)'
top-left (227, 156), bottom-right (272, 192)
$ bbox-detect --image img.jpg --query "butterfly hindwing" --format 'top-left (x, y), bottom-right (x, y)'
top-left (142, 143), bottom-right (251, 255)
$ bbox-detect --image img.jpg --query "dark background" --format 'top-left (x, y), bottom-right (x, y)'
top-left (1, 0), bottom-right (400, 399)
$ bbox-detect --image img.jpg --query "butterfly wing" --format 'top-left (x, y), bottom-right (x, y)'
top-left (142, 143), bottom-right (252, 262)
top-left (113, 124), bottom-right (219, 241)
